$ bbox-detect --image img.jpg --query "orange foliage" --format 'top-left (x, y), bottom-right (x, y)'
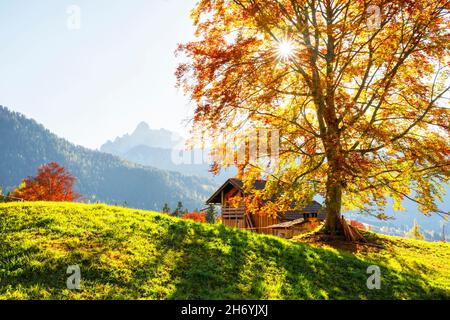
top-left (177, 0), bottom-right (450, 232)
top-left (182, 212), bottom-right (207, 223)
top-left (12, 162), bottom-right (81, 202)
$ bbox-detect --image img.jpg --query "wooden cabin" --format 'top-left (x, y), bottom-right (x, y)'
top-left (206, 178), bottom-right (325, 238)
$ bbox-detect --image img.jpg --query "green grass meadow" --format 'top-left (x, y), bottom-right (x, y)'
top-left (0, 202), bottom-right (449, 299)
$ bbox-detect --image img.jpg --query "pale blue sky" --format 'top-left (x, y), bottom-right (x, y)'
top-left (0, 0), bottom-right (197, 149)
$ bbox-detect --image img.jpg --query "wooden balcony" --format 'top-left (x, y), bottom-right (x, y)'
top-left (221, 206), bottom-right (246, 218)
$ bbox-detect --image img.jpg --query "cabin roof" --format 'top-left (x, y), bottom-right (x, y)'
top-left (206, 178), bottom-right (266, 204)
top-left (278, 200), bottom-right (326, 221)
top-left (268, 218), bottom-right (305, 229)
top-left (280, 201), bottom-right (325, 220)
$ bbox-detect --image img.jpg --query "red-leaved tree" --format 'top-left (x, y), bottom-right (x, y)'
top-left (349, 220), bottom-right (368, 231)
top-left (12, 162), bottom-right (81, 202)
top-left (182, 212), bottom-right (207, 223)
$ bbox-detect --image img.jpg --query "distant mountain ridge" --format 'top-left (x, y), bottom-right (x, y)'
top-left (101, 122), bottom-right (183, 154)
top-left (100, 122), bottom-right (235, 182)
top-left (0, 106), bottom-right (215, 210)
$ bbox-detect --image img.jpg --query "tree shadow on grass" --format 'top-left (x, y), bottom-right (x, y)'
top-left (164, 222), bottom-right (450, 300)
top-left (1, 213), bottom-right (448, 300)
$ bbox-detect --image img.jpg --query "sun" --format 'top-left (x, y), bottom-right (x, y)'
top-left (276, 38), bottom-right (296, 60)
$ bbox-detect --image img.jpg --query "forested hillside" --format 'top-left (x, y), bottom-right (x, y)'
top-left (0, 106), bottom-right (215, 210)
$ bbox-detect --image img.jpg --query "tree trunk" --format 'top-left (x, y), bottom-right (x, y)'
top-left (324, 169), bottom-right (344, 235)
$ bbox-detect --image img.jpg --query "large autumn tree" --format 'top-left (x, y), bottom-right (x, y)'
top-left (177, 0), bottom-right (450, 234)
top-left (12, 162), bottom-right (81, 202)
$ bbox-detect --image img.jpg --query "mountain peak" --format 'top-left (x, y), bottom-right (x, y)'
top-left (134, 121), bottom-right (150, 133)
top-left (100, 121), bottom-right (184, 155)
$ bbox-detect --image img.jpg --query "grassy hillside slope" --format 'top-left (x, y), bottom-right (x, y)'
top-left (0, 202), bottom-right (449, 300)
